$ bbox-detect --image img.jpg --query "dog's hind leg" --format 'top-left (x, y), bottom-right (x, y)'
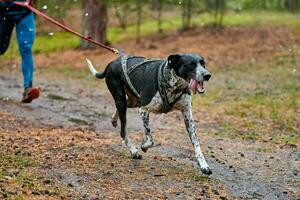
top-left (106, 80), bottom-right (141, 159)
top-left (118, 99), bottom-right (141, 159)
top-left (139, 107), bottom-right (154, 152)
top-left (111, 109), bottom-right (118, 127)
top-left (111, 94), bottom-right (139, 128)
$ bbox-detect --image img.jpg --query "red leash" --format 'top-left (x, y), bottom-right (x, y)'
top-left (1, 0), bottom-right (125, 55)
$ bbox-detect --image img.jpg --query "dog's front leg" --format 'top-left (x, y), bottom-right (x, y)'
top-left (139, 107), bottom-right (154, 152)
top-left (178, 94), bottom-right (212, 175)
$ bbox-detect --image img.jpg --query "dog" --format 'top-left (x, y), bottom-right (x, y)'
top-left (86, 54), bottom-right (212, 175)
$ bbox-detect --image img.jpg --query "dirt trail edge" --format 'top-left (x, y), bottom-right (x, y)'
top-left (0, 74), bottom-right (299, 200)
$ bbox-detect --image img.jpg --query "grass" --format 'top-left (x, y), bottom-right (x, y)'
top-left (38, 64), bottom-right (95, 82)
top-left (193, 51), bottom-right (300, 145)
top-left (0, 153), bottom-right (67, 199)
top-left (2, 11), bottom-right (300, 58)
top-left (3, 32), bottom-right (80, 59)
top-left (221, 11), bottom-right (300, 27)
top-left (0, 153), bottom-right (34, 173)
top-left (0, 153), bottom-right (34, 199)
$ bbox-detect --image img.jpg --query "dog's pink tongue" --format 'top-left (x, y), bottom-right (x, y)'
top-left (189, 79), bottom-right (198, 94)
top-left (189, 79), bottom-right (205, 94)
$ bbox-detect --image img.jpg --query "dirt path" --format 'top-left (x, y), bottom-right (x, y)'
top-left (0, 67), bottom-right (299, 199)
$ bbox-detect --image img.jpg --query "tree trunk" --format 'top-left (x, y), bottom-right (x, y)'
top-left (114, 2), bottom-right (128, 30)
top-left (136, 0), bottom-right (142, 44)
top-left (187, 0), bottom-right (192, 28)
top-left (80, 0), bottom-right (108, 49)
top-left (213, 0), bottom-right (227, 28)
top-left (283, 0), bottom-right (300, 11)
top-left (182, 0), bottom-right (192, 30)
top-left (156, 0), bottom-right (163, 34)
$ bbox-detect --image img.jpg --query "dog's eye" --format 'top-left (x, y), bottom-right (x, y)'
top-left (190, 62), bottom-right (197, 66)
top-left (200, 60), bottom-right (205, 66)
top-left (185, 62), bottom-right (196, 69)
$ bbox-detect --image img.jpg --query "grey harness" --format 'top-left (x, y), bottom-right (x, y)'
top-left (121, 55), bottom-right (160, 98)
top-left (157, 61), bottom-right (187, 113)
top-left (121, 55), bottom-right (186, 113)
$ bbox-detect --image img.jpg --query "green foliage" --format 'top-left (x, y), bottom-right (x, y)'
top-left (2, 32), bottom-right (80, 58)
top-left (2, 10), bottom-right (300, 57)
top-left (0, 153), bottom-right (67, 199)
top-left (239, 0), bottom-right (300, 12)
top-left (35, 0), bottom-right (77, 18)
top-left (0, 153), bottom-right (34, 171)
top-left (34, 32), bottom-right (80, 54)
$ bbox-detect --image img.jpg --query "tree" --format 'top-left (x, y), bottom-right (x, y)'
top-left (153, 0), bottom-right (163, 34)
top-left (181, 0), bottom-right (193, 30)
top-left (204, 0), bottom-right (227, 28)
top-left (283, 0), bottom-right (300, 12)
top-left (80, 0), bottom-right (108, 49)
top-left (136, 0), bottom-right (142, 43)
top-left (113, 0), bottom-right (130, 30)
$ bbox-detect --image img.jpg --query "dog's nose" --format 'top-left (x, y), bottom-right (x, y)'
top-left (203, 73), bottom-right (211, 81)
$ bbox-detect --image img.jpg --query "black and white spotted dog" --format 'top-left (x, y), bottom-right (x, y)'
top-left (86, 54), bottom-right (212, 175)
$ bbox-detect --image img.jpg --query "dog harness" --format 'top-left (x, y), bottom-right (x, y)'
top-left (121, 55), bottom-right (160, 98)
top-left (121, 55), bottom-right (187, 113)
top-left (157, 61), bottom-right (187, 113)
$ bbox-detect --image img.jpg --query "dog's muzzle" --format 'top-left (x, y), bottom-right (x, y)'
top-left (189, 73), bottom-right (211, 94)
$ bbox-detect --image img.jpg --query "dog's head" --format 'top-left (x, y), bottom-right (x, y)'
top-left (168, 54), bottom-right (211, 94)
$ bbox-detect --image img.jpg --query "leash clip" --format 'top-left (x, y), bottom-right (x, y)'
top-left (113, 48), bottom-right (126, 56)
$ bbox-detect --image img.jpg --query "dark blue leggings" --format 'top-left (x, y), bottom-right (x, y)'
top-left (0, 12), bottom-right (35, 89)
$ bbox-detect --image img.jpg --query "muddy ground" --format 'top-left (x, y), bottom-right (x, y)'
top-left (0, 26), bottom-right (299, 200)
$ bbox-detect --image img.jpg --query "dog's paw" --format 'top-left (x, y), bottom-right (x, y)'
top-left (141, 141), bottom-right (154, 152)
top-left (111, 120), bottom-right (118, 128)
top-left (131, 152), bottom-right (142, 159)
top-left (141, 145), bottom-right (148, 152)
top-left (200, 167), bottom-right (212, 175)
top-left (141, 142), bottom-right (150, 152)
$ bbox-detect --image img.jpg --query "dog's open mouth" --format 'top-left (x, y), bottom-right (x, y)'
top-left (189, 79), bottom-right (205, 94)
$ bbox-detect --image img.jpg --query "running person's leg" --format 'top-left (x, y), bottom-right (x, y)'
top-left (0, 15), bottom-right (15, 55)
top-left (16, 12), bottom-right (35, 89)
top-left (16, 12), bottom-right (39, 103)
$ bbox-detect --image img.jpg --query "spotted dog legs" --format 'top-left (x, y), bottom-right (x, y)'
top-left (110, 108), bottom-right (141, 159)
top-left (178, 95), bottom-right (212, 175)
top-left (139, 108), bottom-right (154, 152)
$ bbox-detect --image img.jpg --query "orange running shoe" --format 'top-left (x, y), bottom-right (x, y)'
top-left (21, 87), bottom-right (41, 103)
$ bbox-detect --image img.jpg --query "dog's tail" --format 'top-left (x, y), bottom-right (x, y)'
top-left (86, 58), bottom-right (106, 79)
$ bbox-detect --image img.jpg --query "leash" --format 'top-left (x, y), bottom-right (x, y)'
top-left (1, 0), bottom-right (125, 55)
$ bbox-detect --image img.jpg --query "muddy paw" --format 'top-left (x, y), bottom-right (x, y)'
top-left (111, 120), bottom-right (118, 127)
top-left (141, 141), bottom-right (154, 152)
top-left (141, 145), bottom-right (148, 152)
top-left (132, 152), bottom-right (142, 159)
top-left (201, 167), bottom-right (212, 175)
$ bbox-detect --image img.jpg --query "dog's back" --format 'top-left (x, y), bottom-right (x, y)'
top-left (105, 56), bottom-right (164, 106)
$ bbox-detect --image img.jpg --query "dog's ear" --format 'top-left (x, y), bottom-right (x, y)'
top-left (168, 54), bottom-right (182, 69)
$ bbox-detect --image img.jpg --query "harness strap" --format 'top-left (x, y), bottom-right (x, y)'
top-left (121, 56), bottom-right (162, 98)
top-left (158, 62), bottom-right (186, 113)
top-left (128, 59), bottom-right (160, 75)
top-left (121, 56), bottom-right (185, 113)
top-left (158, 62), bottom-right (172, 113)
top-left (121, 55), bottom-right (140, 98)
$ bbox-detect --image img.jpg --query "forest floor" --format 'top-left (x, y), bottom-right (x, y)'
top-left (0, 26), bottom-right (299, 199)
